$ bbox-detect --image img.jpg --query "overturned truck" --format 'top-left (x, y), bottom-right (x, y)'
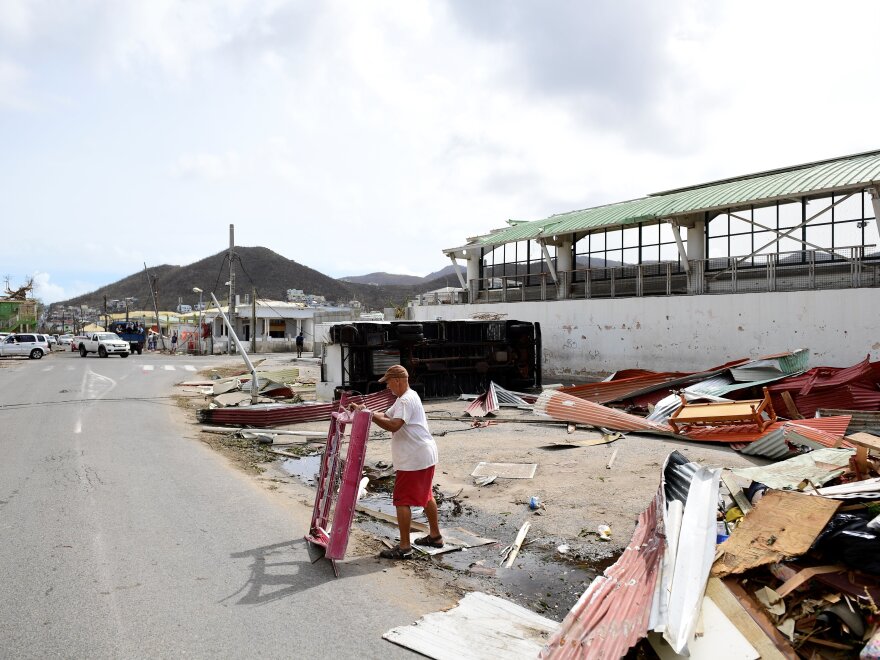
top-left (322, 319), bottom-right (541, 399)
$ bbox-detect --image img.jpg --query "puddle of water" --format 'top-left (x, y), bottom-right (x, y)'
top-left (279, 452), bottom-right (621, 619)
top-left (437, 543), bottom-right (606, 620)
top-left (281, 454), bottom-right (323, 486)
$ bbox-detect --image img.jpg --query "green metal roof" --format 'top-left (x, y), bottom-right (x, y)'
top-left (473, 149), bottom-right (880, 248)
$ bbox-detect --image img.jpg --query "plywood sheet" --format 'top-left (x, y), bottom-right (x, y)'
top-left (471, 462), bottom-right (537, 479)
top-left (383, 591), bottom-right (558, 660)
top-left (711, 490), bottom-right (839, 577)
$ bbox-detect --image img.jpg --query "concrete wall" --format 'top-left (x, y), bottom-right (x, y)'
top-left (412, 288), bottom-right (880, 379)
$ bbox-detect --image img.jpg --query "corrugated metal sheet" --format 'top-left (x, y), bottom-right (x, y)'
top-left (534, 390), bottom-right (671, 434)
top-left (474, 150), bottom-right (880, 246)
top-left (559, 372), bottom-right (689, 404)
top-left (735, 417), bottom-right (852, 457)
top-left (768, 357), bottom-right (880, 417)
top-left (541, 489), bottom-right (665, 659)
top-left (197, 389), bottom-right (395, 427)
top-left (384, 591), bottom-right (559, 659)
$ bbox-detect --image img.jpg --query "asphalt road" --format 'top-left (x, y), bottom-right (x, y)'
top-left (0, 350), bottom-right (430, 658)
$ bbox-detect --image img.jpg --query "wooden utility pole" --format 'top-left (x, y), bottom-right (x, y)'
top-left (144, 263), bottom-right (166, 351)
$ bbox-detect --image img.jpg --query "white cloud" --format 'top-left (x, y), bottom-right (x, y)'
top-left (1, 0), bottom-right (879, 302)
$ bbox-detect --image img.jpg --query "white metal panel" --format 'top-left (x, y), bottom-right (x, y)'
top-left (383, 591), bottom-right (558, 660)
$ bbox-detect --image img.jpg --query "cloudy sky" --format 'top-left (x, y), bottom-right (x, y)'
top-left (2, 1), bottom-right (878, 304)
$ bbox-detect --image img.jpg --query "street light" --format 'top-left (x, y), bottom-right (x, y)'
top-left (193, 287), bottom-right (203, 355)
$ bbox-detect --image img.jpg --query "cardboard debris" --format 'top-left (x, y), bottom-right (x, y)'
top-left (471, 462), bottom-right (537, 479)
top-left (712, 490), bottom-right (840, 577)
top-left (731, 447), bottom-right (854, 490)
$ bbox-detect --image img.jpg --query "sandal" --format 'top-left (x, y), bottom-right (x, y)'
top-left (379, 544), bottom-right (413, 560)
top-left (414, 534), bottom-right (444, 548)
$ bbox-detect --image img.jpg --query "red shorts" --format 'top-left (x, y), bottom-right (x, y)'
top-left (393, 466), bottom-right (435, 507)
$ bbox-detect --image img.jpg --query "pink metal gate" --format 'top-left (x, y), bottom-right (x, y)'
top-left (305, 398), bottom-right (372, 577)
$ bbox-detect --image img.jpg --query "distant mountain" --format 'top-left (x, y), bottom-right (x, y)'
top-left (341, 264), bottom-right (459, 286)
top-left (48, 246), bottom-right (444, 314)
top-left (340, 272), bottom-right (425, 286)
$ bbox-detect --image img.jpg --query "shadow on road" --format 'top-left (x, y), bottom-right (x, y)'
top-left (224, 538), bottom-right (388, 605)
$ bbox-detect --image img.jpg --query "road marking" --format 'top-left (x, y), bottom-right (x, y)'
top-left (163, 365), bottom-right (175, 371)
top-left (142, 365), bottom-right (154, 371)
top-left (184, 365), bottom-right (196, 371)
top-left (42, 366), bottom-right (53, 371)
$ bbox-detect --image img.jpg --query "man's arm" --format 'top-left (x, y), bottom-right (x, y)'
top-left (349, 404), bottom-right (404, 432)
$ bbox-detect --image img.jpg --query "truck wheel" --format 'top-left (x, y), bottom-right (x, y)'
top-left (98, 346), bottom-right (107, 358)
top-left (79, 346), bottom-right (87, 357)
top-left (121, 352), bottom-right (129, 358)
top-left (136, 347), bottom-right (142, 355)
top-left (29, 349), bottom-right (43, 360)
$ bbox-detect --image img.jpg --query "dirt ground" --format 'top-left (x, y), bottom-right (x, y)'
top-left (178, 354), bottom-right (771, 619)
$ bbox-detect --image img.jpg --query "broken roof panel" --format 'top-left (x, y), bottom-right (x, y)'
top-left (197, 389), bottom-right (395, 427)
top-left (541, 489), bottom-right (665, 659)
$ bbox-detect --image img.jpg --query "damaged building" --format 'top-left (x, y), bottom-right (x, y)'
top-left (416, 149), bottom-right (880, 377)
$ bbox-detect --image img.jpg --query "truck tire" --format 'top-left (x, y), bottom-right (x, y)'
top-left (121, 352), bottom-right (129, 358)
top-left (29, 349), bottom-right (43, 360)
top-left (79, 345), bottom-right (87, 357)
top-left (98, 346), bottom-right (107, 358)
top-left (136, 346), bottom-right (143, 355)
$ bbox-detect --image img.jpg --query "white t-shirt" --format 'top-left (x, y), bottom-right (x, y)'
top-left (386, 388), bottom-right (439, 471)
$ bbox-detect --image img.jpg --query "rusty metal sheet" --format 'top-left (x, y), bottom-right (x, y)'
top-left (541, 489), bottom-right (665, 659)
top-left (535, 390), bottom-right (672, 434)
top-left (197, 389), bottom-right (395, 427)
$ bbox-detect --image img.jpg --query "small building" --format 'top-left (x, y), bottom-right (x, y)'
top-left (202, 296), bottom-right (357, 354)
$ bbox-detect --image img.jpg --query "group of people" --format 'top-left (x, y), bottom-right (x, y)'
top-left (146, 331), bottom-right (177, 353)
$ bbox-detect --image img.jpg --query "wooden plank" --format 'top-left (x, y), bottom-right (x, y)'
top-left (712, 490), bottom-right (840, 577)
top-left (704, 578), bottom-right (787, 660)
top-left (719, 578), bottom-right (798, 659)
top-left (775, 565), bottom-right (846, 598)
top-left (503, 521), bottom-right (531, 568)
top-left (780, 391), bottom-right (803, 419)
top-left (720, 472), bottom-right (752, 515)
top-left (845, 431), bottom-right (880, 451)
top-left (605, 448), bottom-right (620, 470)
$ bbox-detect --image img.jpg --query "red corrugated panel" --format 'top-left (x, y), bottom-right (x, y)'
top-left (768, 356), bottom-right (874, 395)
top-left (463, 384), bottom-right (499, 418)
top-left (541, 490), bottom-right (664, 659)
top-left (559, 373), bottom-right (686, 404)
top-left (198, 389), bottom-right (396, 427)
top-left (682, 415), bottom-right (852, 445)
top-left (790, 387), bottom-right (880, 417)
top-left (535, 390), bottom-right (670, 433)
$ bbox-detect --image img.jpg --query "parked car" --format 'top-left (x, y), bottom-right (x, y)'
top-left (58, 334), bottom-right (74, 347)
top-left (0, 333), bottom-right (49, 359)
top-left (70, 335), bottom-right (88, 352)
top-left (38, 334), bottom-right (57, 350)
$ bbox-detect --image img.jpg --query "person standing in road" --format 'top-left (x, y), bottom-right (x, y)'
top-left (349, 365), bottom-right (442, 560)
top-left (295, 330), bottom-right (304, 357)
top-left (170, 331), bottom-right (178, 354)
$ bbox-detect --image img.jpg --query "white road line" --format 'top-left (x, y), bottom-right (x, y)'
top-left (184, 365), bottom-right (196, 371)
top-left (142, 365), bottom-right (154, 371)
top-left (163, 365), bottom-right (175, 371)
top-left (42, 366), bottom-right (53, 371)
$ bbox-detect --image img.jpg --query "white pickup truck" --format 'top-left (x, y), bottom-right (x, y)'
top-left (78, 332), bottom-right (131, 358)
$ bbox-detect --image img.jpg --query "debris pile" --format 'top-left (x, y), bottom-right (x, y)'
top-left (542, 432), bottom-right (880, 659)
